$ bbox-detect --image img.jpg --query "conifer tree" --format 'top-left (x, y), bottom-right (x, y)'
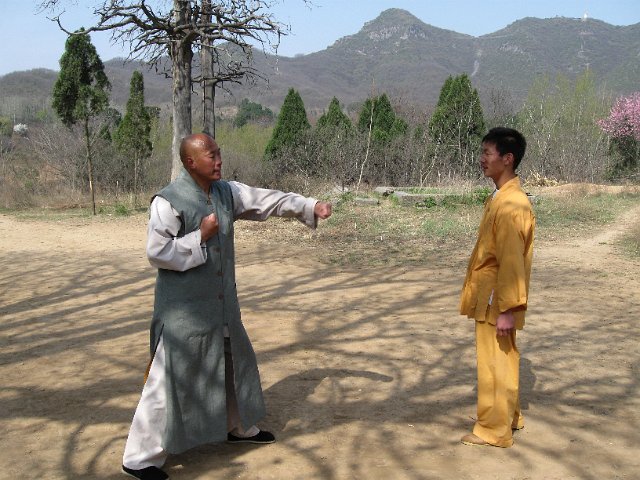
top-left (314, 97), bottom-right (354, 185)
top-left (233, 98), bottom-right (274, 128)
top-left (357, 93), bottom-right (407, 143)
top-left (265, 88), bottom-right (310, 159)
top-left (52, 30), bottom-right (111, 215)
top-left (317, 97), bottom-right (352, 131)
top-left (114, 71), bottom-right (152, 204)
top-left (428, 74), bottom-right (485, 176)
top-left (43, 1), bottom-right (291, 180)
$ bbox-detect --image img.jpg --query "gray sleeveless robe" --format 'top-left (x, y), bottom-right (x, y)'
top-left (151, 170), bottom-right (266, 454)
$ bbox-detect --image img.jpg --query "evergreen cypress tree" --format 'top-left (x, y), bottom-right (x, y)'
top-left (357, 93), bottom-right (407, 143)
top-left (233, 99), bottom-right (274, 128)
top-left (52, 30), bottom-right (111, 214)
top-left (265, 88), bottom-right (310, 159)
top-left (317, 97), bottom-right (352, 131)
top-left (314, 97), bottom-right (353, 183)
top-left (371, 94), bottom-right (395, 138)
top-left (114, 71), bottom-right (152, 203)
top-left (428, 74), bottom-right (485, 175)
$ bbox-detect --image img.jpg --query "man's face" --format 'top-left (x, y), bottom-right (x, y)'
top-left (480, 141), bottom-right (510, 183)
top-left (190, 136), bottom-right (222, 183)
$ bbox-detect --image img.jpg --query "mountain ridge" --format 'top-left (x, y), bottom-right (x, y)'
top-left (1, 8), bottom-right (638, 119)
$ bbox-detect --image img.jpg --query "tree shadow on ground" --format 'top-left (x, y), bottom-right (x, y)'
top-left (1, 231), bottom-right (639, 479)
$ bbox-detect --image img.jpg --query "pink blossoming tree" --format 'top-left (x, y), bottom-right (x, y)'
top-left (598, 92), bottom-right (640, 175)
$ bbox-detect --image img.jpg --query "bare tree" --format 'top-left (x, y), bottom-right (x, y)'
top-left (198, 36), bottom-right (263, 138)
top-left (40, 0), bottom-right (292, 179)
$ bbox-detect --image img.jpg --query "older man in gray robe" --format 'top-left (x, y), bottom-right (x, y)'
top-left (122, 133), bottom-right (332, 480)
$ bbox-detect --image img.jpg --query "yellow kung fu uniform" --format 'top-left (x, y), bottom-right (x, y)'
top-left (460, 176), bottom-right (535, 447)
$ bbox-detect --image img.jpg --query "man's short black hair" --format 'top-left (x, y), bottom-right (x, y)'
top-left (482, 127), bottom-right (527, 171)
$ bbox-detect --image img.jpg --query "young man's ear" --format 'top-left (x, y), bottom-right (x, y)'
top-left (503, 152), bottom-right (515, 168)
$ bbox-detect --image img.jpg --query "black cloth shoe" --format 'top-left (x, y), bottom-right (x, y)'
top-left (227, 430), bottom-right (275, 444)
top-left (122, 465), bottom-right (169, 480)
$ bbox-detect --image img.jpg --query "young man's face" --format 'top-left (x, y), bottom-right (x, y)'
top-left (480, 141), bottom-right (512, 184)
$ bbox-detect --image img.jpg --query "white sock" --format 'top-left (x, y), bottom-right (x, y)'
top-left (230, 425), bottom-right (260, 438)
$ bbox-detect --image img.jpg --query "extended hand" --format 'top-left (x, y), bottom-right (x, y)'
top-left (200, 213), bottom-right (219, 242)
top-left (496, 310), bottom-right (515, 336)
top-left (314, 202), bottom-right (332, 220)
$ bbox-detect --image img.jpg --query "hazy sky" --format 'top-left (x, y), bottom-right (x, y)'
top-left (1, 0), bottom-right (639, 76)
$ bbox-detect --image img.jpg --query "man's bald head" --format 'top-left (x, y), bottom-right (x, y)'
top-left (179, 133), bottom-right (217, 165)
top-left (178, 133), bottom-right (223, 190)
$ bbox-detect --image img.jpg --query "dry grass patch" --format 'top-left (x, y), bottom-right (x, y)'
top-left (3, 183), bottom-right (639, 265)
top-left (619, 222), bottom-right (640, 258)
top-left (533, 188), bottom-right (640, 243)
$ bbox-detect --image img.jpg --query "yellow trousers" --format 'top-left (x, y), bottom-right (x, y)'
top-left (473, 320), bottom-right (524, 447)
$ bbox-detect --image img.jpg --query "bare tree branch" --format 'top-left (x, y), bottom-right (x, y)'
top-left (38, 0), bottom-right (295, 178)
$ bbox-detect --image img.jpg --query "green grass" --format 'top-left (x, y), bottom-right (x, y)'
top-left (3, 207), bottom-right (95, 221)
top-left (421, 215), bottom-right (475, 239)
top-left (2, 202), bottom-right (147, 222)
top-left (403, 186), bottom-right (492, 200)
top-left (402, 186), bottom-right (449, 194)
top-left (408, 186), bottom-right (492, 209)
top-left (319, 188), bottom-right (640, 266)
top-left (114, 203), bottom-right (130, 216)
top-left (3, 186), bottom-right (639, 265)
top-left (318, 190), bottom-right (483, 266)
top-left (534, 192), bottom-right (640, 238)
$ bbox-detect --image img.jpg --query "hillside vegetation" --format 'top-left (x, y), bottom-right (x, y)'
top-left (1, 9), bottom-right (638, 117)
top-left (0, 9), bottom-right (638, 211)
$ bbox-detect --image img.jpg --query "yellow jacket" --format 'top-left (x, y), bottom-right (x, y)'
top-left (460, 177), bottom-right (535, 328)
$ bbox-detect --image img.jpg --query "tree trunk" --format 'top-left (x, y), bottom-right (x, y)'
top-left (84, 118), bottom-right (96, 215)
top-left (201, 46), bottom-right (216, 138)
top-left (133, 153), bottom-right (139, 207)
top-left (170, 2), bottom-right (194, 180)
top-left (170, 40), bottom-right (193, 180)
top-left (201, 0), bottom-right (216, 138)
top-left (357, 94), bottom-right (375, 193)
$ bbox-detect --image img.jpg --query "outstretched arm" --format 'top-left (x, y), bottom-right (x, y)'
top-left (230, 181), bottom-right (331, 228)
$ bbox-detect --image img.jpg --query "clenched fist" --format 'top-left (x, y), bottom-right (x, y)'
top-left (200, 213), bottom-right (219, 242)
top-left (314, 202), bottom-right (332, 220)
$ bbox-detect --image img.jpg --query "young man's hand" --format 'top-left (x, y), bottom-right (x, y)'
top-left (496, 310), bottom-right (515, 336)
top-left (314, 202), bottom-right (332, 220)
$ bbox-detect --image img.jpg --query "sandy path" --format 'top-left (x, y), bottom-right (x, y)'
top-left (0, 203), bottom-right (639, 480)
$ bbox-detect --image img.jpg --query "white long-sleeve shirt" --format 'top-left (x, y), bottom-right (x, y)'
top-left (146, 181), bottom-right (318, 272)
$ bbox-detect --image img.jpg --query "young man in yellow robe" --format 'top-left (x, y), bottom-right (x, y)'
top-left (459, 127), bottom-right (535, 448)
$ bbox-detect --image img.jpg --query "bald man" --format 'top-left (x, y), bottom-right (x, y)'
top-left (122, 133), bottom-right (332, 480)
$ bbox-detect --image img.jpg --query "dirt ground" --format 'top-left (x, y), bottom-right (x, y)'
top-left (1, 194), bottom-right (639, 480)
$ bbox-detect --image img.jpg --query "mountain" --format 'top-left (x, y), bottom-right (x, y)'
top-left (258, 9), bottom-right (477, 113)
top-left (99, 58), bottom-right (173, 106)
top-left (225, 8), bottom-right (478, 114)
top-left (216, 9), bottom-right (640, 113)
top-left (1, 9), bottom-right (638, 120)
top-left (474, 16), bottom-right (640, 99)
